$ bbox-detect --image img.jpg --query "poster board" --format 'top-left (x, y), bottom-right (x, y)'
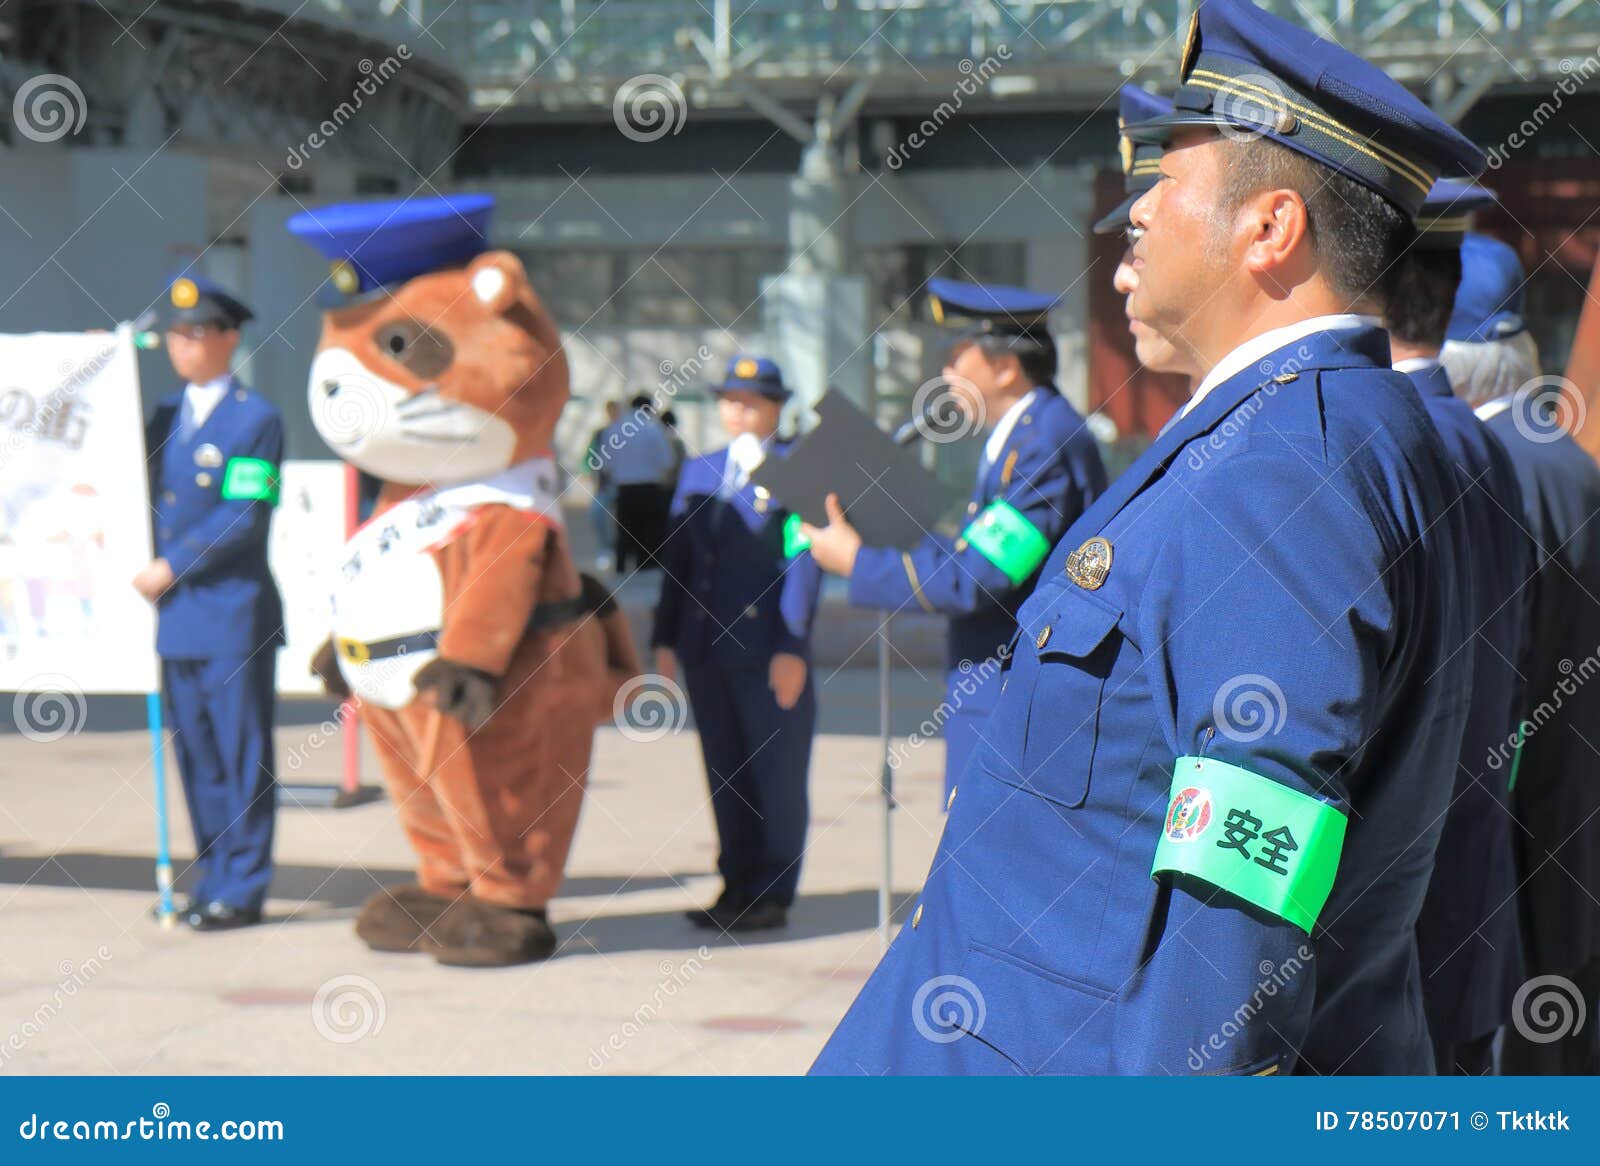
top-left (0, 328), bottom-right (158, 695)
top-left (270, 460), bottom-right (348, 697)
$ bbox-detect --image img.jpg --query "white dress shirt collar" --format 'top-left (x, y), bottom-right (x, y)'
top-left (183, 374), bottom-right (232, 430)
top-left (1181, 315), bottom-right (1377, 419)
top-left (984, 387), bottom-right (1041, 466)
top-left (1392, 356), bottom-right (1440, 374)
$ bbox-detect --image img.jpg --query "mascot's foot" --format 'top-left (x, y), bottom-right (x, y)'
top-left (355, 883), bottom-right (456, 953)
top-left (430, 898), bottom-right (558, 968)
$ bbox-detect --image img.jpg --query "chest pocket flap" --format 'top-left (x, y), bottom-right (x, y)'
top-left (999, 585), bottom-right (1124, 809)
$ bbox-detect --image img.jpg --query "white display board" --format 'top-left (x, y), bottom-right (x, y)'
top-left (0, 329), bottom-right (159, 695)
top-left (270, 460), bottom-right (349, 697)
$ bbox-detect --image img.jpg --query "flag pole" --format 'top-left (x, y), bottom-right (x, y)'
top-left (147, 690), bottom-right (176, 928)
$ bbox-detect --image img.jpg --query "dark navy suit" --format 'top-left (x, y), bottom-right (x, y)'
top-left (652, 442), bottom-right (823, 908)
top-left (848, 385), bottom-right (1106, 797)
top-left (1405, 361), bottom-right (1530, 1074)
top-left (812, 325), bottom-right (1473, 1076)
top-left (147, 379), bottom-right (285, 911)
top-left (1482, 398), bottom-right (1600, 1075)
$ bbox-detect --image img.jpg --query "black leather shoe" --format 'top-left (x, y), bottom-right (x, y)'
top-left (724, 900), bottom-right (788, 932)
top-left (685, 888), bottom-right (747, 929)
top-left (183, 901), bottom-right (263, 932)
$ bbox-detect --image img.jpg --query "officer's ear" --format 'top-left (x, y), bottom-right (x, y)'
top-left (989, 349), bottom-right (1024, 393)
top-left (1240, 188), bottom-right (1311, 284)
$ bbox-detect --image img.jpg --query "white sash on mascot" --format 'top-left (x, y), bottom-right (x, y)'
top-left (330, 457), bottom-right (563, 709)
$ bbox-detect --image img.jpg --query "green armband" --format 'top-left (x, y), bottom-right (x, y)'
top-left (782, 512), bottom-right (811, 559)
top-left (1151, 756), bottom-right (1347, 933)
top-left (960, 499), bottom-right (1049, 585)
top-left (220, 457), bottom-right (281, 504)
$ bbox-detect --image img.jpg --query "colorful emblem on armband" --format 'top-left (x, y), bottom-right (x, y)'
top-left (1151, 756), bottom-right (1347, 933)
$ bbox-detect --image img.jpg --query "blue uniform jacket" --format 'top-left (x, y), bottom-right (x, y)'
top-left (1482, 404), bottom-right (1600, 979)
top-left (1407, 362), bottom-right (1530, 1047)
top-left (848, 385), bottom-right (1106, 669)
top-left (652, 442), bottom-right (823, 667)
top-left (812, 325), bottom-right (1473, 1076)
top-left (146, 379), bottom-right (285, 660)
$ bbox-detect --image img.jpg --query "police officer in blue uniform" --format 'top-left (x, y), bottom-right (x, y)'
top-left (1385, 180), bottom-right (1532, 1074)
top-left (1099, 87), bottom-right (1201, 387)
top-left (137, 275), bottom-right (285, 931)
top-left (1443, 237), bottom-right (1600, 1075)
top-left (812, 0), bottom-right (1484, 1075)
top-left (653, 357), bottom-right (824, 932)
top-left (1094, 85), bottom-right (1172, 239)
top-left (802, 279), bottom-right (1106, 802)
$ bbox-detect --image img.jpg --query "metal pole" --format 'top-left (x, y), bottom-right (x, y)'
top-left (878, 616), bottom-right (893, 950)
top-left (147, 690), bottom-right (176, 928)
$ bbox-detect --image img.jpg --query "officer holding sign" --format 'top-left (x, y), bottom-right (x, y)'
top-left (135, 275), bottom-right (284, 931)
top-left (802, 279), bottom-right (1106, 801)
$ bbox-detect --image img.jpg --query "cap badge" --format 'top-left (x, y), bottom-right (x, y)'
top-left (330, 260), bottom-right (361, 296)
top-left (734, 358), bottom-right (759, 379)
top-left (170, 278), bottom-right (199, 310)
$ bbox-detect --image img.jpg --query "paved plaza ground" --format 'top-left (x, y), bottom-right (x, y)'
top-left (0, 667), bottom-right (946, 1075)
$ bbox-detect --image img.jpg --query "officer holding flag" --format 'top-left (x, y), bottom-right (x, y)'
top-left (136, 275), bottom-right (284, 932)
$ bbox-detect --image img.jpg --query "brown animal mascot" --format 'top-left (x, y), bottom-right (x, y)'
top-left (288, 194), bottom-right (638, 966)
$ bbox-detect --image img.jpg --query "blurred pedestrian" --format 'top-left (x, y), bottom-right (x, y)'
top-left (586, 399), bottom-right (622, 573)
top-left (605, 394), bottom-right (676, 573)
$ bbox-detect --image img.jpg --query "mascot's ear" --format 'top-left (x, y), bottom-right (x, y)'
top-left (466, 251), bottom-right (527, 316)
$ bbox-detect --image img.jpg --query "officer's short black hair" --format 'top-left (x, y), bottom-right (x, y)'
top-left (965, 332), bottom-right (1058, 389)
top-left (629, 393), bottom-right (654, 412)
top-left (1215, 136), bottom-right (1414, 313)
top-left (1384, 246), bottom-right (1463, 352)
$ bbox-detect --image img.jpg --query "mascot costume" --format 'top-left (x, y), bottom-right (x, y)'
top-left (288, 194), bottom-right (638, 966)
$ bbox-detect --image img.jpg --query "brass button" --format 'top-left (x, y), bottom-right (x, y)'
top-left (911, 903), bottom-right (923, 929)
top-left (954, 538), bottom-right (968, 552)
top-left (946, 785), bottom-right (957, 811)
top-left (744, 604), bottom-right (759, 619)
top-left (162, 490), bottom-right (176, 504)
top-left (1035, 624), bottom-right (1052, 649)
top-left (966, 501), bottom-right (978, 516)
top-left (234, 389), bottom-right (246, 401)
top-left (195, 472), bottom-right (212, 487)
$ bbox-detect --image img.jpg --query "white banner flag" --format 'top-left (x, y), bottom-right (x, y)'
top-left (0, 328), bottom-right (159, 696)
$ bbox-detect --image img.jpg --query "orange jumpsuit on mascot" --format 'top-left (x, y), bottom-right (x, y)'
top-left (289, 194), bottom-right (638, 966)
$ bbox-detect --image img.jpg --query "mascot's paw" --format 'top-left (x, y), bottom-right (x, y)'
top-left (412, 658), bottom-right (498, 731)
top-left (429, 898), bottom-right (557, 968)
top-left (355, 883), bottom-right (456, 953)
top-left (310, 637), bottom-right (352, 700)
